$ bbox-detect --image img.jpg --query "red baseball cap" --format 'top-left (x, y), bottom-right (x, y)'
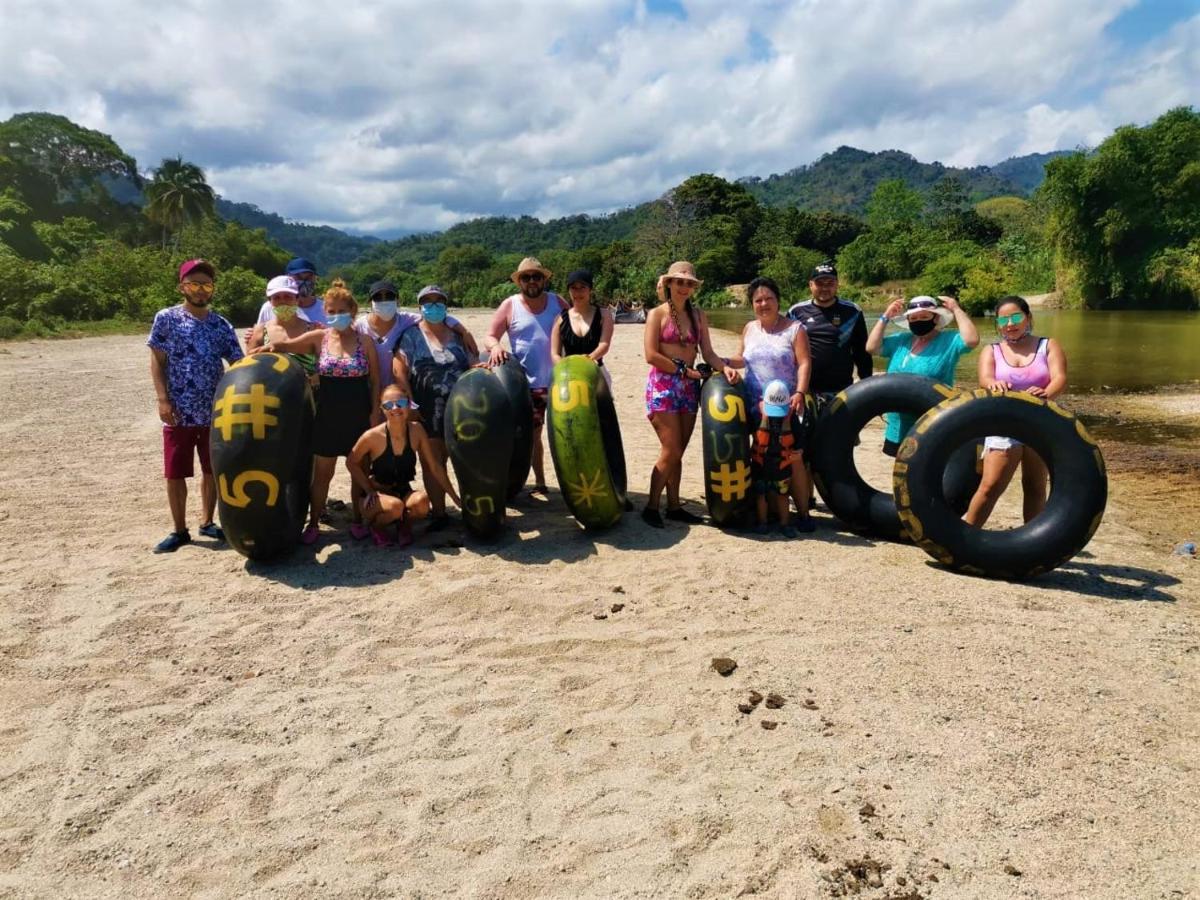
top-left (179, 259), bottom-right (216, 282)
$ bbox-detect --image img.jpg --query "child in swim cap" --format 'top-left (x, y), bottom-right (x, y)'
top-left (751, 379), bottom-right (800, 538)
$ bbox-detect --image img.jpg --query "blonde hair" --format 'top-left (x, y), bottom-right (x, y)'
top-left (323, 278), bottom-right (357, 313)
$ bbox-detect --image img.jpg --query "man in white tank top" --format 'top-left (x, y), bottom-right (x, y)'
top-left (484, 256), bottom-right (567, 494)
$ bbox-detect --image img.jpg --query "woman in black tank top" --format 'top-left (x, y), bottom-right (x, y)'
top-left (347, 385), bottom-right (461, 547)
top-left (550, 269), bottom-right (614, 368)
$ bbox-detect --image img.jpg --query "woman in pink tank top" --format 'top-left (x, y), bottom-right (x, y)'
top-left (963, 296), bottom-right (1068, 527)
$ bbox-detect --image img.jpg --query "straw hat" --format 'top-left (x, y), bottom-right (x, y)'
top-left (511, 257), bottom-right (553, 284)
top-left (895, 295), bottom-right (954, 331)
top-left (659, 260), bottom-right (703, 288)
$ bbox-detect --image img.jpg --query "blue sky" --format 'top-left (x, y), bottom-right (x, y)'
top-left (1, 0), bottom-right (1195, 234)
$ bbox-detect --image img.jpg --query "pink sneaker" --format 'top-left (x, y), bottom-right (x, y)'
top-left (301, 524), bottom-right (320, 545)
top-left (349, 522), bottom-right (370, 540)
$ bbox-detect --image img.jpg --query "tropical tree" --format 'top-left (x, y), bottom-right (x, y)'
top-left (144, 156), bottom-right (216, 246)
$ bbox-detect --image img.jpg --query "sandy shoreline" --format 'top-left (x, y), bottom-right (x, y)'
top-left (0, 310), bottom-right (1196, 898)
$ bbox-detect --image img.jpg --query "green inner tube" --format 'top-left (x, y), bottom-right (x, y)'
top-left (210, 353), bottom-right (313, 561)
top-left (444, 368), bottom-right (514, 539)
top-left (547, 357), bottom-right (627, 530)
top-left (894, 390), bottom-right (1107, 579)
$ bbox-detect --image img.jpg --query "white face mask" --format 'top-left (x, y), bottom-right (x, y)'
top-left (372, 301), bottom-right (398, 320)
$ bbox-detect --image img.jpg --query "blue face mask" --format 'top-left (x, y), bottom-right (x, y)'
top-left (421, 302), bottom-right (447, 324)
top-left (328, 312), bottom-right (354, 331)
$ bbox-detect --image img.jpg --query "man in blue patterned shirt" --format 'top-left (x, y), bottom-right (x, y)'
top-left (148, 259), bottom-right (244, 553)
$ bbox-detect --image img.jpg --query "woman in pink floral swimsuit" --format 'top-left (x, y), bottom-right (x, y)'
top-left (641, 261), bottom-right (741, 528)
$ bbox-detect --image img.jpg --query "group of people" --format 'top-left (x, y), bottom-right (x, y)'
top-left (148, 255), bottom-right (1067, 553)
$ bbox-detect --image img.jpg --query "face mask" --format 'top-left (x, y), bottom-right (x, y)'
top-left (296, 280), bottom-right (316, 298)
top-left (421, 302), bottom-right (447, 324)
top-left (273, 303), bottom-right (298, 322)
top-left (372, 301), bottom-right (398, 320)
top-left (328, 313), bottom-right (353, 331)
top-left (909, 318), bottom-right (937, 337)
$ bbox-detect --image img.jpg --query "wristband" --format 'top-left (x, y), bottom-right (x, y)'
top-left (672, 357), bottom-right (686, 377)
top-left (879, 315), bottom-right (890, 324)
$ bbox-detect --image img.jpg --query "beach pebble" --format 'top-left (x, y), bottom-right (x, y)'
top-left (611, 603), bottom-right (624, 613)
top-left (1004, 864), bottom-right (1022, 876)
top-left (765, 693), bottom-right (785, 709)
top-left (748, 690), bottom-right (763, 706)
top-left (737, 702), bottom-right (755, 715)
top-left (612, 585), bottom-right (625, 593)
top-left (803, 698), bottom-right (819, 710)
top-left (593, 611), bottom-right (608, 620)
top-left (711, 657), bottom-right (737, 676)
top-left (760, 720), bottom-right (778, 730)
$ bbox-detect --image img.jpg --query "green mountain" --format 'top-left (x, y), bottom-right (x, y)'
top-left (990, 150), bottom-right (1074, 193)
top-left (737, 146), bottom-right (1036, 213)
top-left (214, 198), bottom-right (380, 272)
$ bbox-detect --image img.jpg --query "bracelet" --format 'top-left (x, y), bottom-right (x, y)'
top-left (672, 357), bottom-right (686, 377)
top-left (879, 315), bottom-right (890, 324)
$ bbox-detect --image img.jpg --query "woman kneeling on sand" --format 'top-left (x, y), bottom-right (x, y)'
top-left (346, 384), bottom-right (461, 546)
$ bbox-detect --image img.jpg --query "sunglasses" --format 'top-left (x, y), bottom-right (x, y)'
top-left (182, 282), bottom-right (215, 294)
top-left (996, 313), bottom-right (1026, 327)
top-left (372, 293), bottom-right (398, 302)
top-left (909, 298), bottom-right (938, 310)
top-left (518, 273), bottom-right (544, 283)
top-left (381, 398), bottom-right (411, 410)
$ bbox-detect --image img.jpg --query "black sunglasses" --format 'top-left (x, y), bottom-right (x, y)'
top-left (519, 273), bottom-right (545, 283)
top-left (372, 293), bottom-right (398, 302)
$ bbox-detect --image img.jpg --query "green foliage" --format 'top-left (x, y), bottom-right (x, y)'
top-left (145, 156), bottom-right (216, 243)
top-left (215, 198), bottom-right (380, 272)
top-left (916, 247), bottom-right (1013, 314)
top-left (760, 246), bottom-right (825, 302)
top-left (1042, 106), bottom-right (1200, 308)
top-left (867, 179), bottom-right (924, 230)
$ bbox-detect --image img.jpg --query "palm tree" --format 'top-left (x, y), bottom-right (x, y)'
top-left (144, 156), bottom-right (215, 247)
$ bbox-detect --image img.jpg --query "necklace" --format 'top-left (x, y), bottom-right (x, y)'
top-left (668, 300), bottom-right (691, 343)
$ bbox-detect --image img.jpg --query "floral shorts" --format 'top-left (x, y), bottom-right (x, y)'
top-left (645, 368), bottom-right (700, 419)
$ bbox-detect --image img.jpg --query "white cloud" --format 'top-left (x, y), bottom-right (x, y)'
top-left (0, 0), bottom-right (1194, 232)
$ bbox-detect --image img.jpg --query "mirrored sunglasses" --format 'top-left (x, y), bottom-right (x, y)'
top-left (381, 398), bottom-right (411, 410)
top-left (182, 282), bottom-right (215, 294)
top-left (996, 313), bottom-right (1026, 327)
top-left (909, 298), bottom-right (937, 309)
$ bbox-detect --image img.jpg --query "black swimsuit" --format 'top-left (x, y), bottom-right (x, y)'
top-left (371, 427), bottom-right (417, 497)
top-left (558, 307), bottom-right (604, 364)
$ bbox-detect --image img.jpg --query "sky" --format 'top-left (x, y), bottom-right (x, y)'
top-left (1, 0), bottom-right (1196, 236)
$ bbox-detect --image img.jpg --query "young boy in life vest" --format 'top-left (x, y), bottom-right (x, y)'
top-left (752, 379), bottom-right (802, 538)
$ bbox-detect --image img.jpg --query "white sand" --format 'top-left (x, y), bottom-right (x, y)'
top-left (0, 311), bottom-right (1196, 898)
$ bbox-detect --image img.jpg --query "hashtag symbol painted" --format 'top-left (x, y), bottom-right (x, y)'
top-left (213, 383), bottom-right (281, 441)
top-left (709, 461), bottom-right (750, 502)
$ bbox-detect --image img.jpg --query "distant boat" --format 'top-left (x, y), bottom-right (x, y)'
top-left (613, 301), bottom-right (646, 324)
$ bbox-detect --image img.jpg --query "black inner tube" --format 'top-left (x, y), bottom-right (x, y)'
top-left (810, 374), bottom-right (980, 540)
top-left (894, 391), bottom-right (1107, 579)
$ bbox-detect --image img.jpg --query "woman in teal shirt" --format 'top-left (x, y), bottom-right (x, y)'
top-left (865, 295), bottom-right (980, 455)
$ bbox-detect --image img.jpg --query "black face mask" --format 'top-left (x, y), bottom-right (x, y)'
top-left (909, 318), bottom-right (936, 336)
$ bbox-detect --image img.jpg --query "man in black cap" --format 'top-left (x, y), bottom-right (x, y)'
top-left (786, 262), bottom-right (872, 396)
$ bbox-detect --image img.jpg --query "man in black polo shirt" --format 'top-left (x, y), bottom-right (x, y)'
top-left (786, 262), bottom-right (873, 396)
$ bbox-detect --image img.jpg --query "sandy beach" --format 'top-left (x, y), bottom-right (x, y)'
top-left (0, 309), bottom-right (1197, 899)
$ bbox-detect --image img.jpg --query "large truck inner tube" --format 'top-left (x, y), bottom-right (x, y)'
top-left (546, 356), bottom-right (627, 530)
top-left (700, 375), bottom-right (752, 528)
top-left (492, 357), bottom-right (534, 500)
top-left (210, 353), bottom-right (313, 560)
top-left (894, 390), bottom-right (1107, 579)
top-left (809, 374), bottom-right (980, 540)
top-left (444, 368), bottom-right (515, 539)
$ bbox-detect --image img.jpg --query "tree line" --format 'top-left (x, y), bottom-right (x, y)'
top-left (0, 107), bottom-right (1196, 338)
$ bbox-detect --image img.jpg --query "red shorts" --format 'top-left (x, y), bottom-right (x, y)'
top-left (163, 425), bottom-right (212, 479)
top-left (530, 388), bottom-right (548, 428)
